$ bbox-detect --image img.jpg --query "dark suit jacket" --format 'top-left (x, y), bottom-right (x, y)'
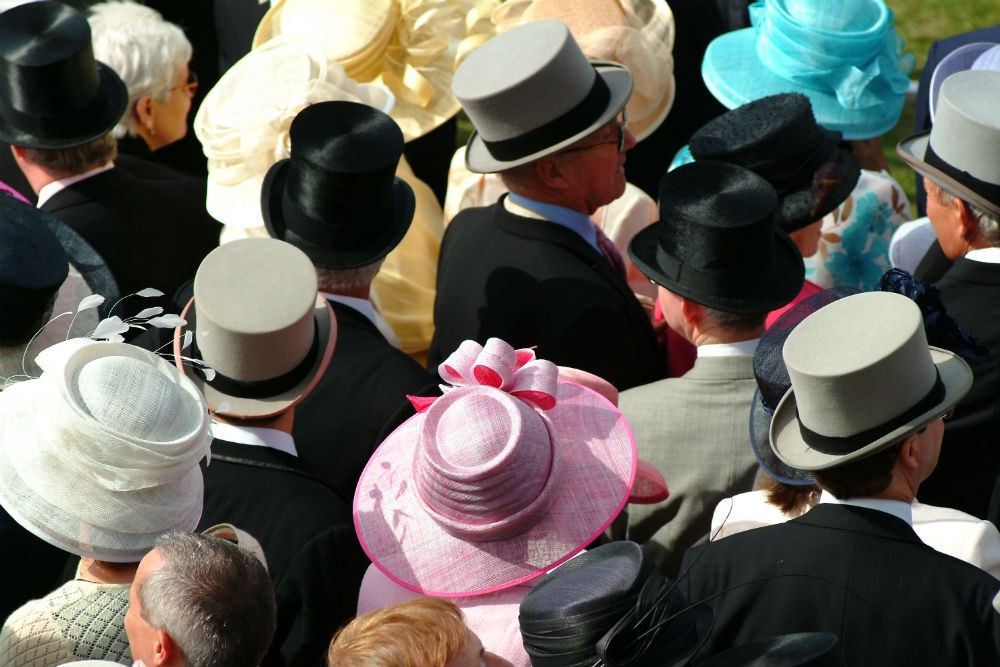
top-left (428, 199), bottom-right (665, 391)
top-left (918, 258), bottom-right (1000, 518)
top-left (198, 438), bottom-right (369, 667)
top-left (681, 504), bottom-right (1000, 666)
top-left (41, 167), bottom-right (220, 307)
top-left (293, 300), bottom-right (436, 500)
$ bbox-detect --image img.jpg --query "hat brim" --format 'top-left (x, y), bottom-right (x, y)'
top-left (775, 142), bottom-right (860, 232)
top-left (0, 63), bottom-right (128, 150)
top-left (173, 295), bottom-right (337, 419)
top-left (628, 223), bottom-right (805, 314)
top-left (464, 63), bottom-right (633, 173)
top-left (770, 346), bottom-right (973, 470)
top-left (353, 380), bottom-right (637, 597)
top-left (702, 29), bottom-right (904, 141)
top-left (0, 342), bottom-right (206, 562)
top-left (260, 158), bottom-right (416, 269)
top-left (897, 131), bottom-right (1000, 217)
top-left (749, 389), bottom-right (814, 485)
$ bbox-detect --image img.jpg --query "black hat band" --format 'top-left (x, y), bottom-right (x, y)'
top-left (797, 371), bottom-right (945, 455)
top-left (481, 73), bottom-right (611, 162)
top-left (653, 236), bottom-right (775, 294)
top-left (924, 143), bottom-right (1000, 207)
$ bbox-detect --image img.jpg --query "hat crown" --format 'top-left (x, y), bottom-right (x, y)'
top-left (928, 70), bottom-right (1000, 194)
top-left (74, 356), bottom-right (202, 443)
top-left (194, 238), bottom-right (318, 383)
top-left (455, 20), bottom-right (597, 143)
top-left (415, 386), bottom-right (562, 541)
top-left (783, 292), bottom-right (936, 439)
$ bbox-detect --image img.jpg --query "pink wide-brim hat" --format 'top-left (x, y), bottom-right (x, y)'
top-left (354, 338), bottom-right (637, 597)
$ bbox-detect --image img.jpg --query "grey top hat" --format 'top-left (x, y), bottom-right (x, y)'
top-left (454, 19), bottom-right (632, 173)
top-left (174, 238), bottom-right (337, 419)
top-left (897, 69), bottom-right (1000, 217)
top-left (770, 292), bottom-right (973, 471)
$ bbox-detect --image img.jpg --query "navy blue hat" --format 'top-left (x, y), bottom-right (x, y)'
top-left (0, 194), bottom-right (69, 343)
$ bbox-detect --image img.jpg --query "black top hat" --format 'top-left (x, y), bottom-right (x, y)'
top-left (689, 94), bottom-right (860, 233)
top-left (629, 161), bottom-right (805, 314)
top-left (0, 1), bottom-right (127, 149)
top-left (0, 193), bottom-right (68, 343)
top-left (519, 541), bottom-right (713, 667)
top-left (262, 101), bottom-right (416, 270)
top-left (694, 633), bottom-right (845, 667)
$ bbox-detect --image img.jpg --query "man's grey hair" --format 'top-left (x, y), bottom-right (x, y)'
top-left (88, 0), bottom-right (192, 139)
top-left (315, 260), bottom-right (384, 294)
top-left (926, 176), bottom-right (1000, 246)
top-left (138, 532), bottom-right (276, 667)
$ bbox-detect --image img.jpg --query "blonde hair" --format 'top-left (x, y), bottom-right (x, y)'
top-left (327, 598), bottom-right (468, 667)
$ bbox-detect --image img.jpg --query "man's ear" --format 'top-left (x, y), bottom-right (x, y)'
top-left (679, 296), bottom-right (702, 326)
top-left (956, 199), bottom-right (981, 244)
top-left (896, 432), bottom-right (921, 472)
top-left (531, 154), bottom-right (570, 191)
top-left (153, 629), bottom-right (181, 666)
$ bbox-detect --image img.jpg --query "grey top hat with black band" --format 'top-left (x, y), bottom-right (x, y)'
top-left (897, 69), bottom-right (1000, 217)
top-left (629, 161), bottom-right (804, 314)
top-left (454, 19), bottom-right (633, 174)
top-left (173, 238), bottom-right (337, 419)
top-left (770, 292), bottom-right (973, 471)
top-left (0, 1), bottom-right (127, 149)
top-left (519, 541), bottom-right (712, 667)
top-left (262, 101), bottom-right (415, 269)
top-left (690, 94), bottom-right (860, 233)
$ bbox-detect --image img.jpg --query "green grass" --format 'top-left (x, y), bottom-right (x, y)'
top-left (884, 0), bottom-right (1000, 209)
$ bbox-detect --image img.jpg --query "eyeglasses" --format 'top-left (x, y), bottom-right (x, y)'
top-left (938, 407), bottom-right (955, 422)
top-left (171, 70), bottom-right (198, 95)
top-left (557, 109), bottom-right (628, 155)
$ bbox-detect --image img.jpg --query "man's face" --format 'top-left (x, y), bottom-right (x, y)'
top-left (125, 548), bottom-right (167, 666)
top-left (553, 112), bottom-right (635, 214)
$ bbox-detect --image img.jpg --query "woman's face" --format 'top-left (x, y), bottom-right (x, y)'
top-left (146, 62), bottom-right (194, 150)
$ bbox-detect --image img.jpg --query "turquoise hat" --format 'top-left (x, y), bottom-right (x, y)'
top-left (701, 0), bottom-right (914, 140)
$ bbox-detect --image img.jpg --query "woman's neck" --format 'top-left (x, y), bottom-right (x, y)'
top-left (78, 557), bottom-right (139, 584)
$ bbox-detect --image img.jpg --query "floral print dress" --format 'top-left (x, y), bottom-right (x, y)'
top-left (806, 169), bottom-right (911, 290)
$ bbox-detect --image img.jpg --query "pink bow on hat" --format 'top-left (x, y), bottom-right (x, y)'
top-left (410, 338), bottom-right (559, 412)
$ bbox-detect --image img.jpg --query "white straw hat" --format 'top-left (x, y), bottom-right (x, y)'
top-left (195, 36), bottom-right (394, 232)
top-left (0, 338), bottom-right (211, 562)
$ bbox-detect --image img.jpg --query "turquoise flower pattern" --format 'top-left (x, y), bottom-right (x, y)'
top-left (806, 169), bottom-right (911, 291)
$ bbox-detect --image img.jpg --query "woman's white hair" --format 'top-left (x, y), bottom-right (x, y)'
top-left (88, 1), bottom-right (192, 139)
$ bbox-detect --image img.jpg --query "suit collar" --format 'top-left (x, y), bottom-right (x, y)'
top-left (946, 256), bottom-right (1000, 284)
top-left (792, 503), bottom-right (923, 545)
top-left (685, 354), bottom-right (754, 380)
top-left (39, 166), bottom-right (135, 211)
top-left (36, 162), bottom-right (114, 207)
top-left (210, 421), bottom-right (297, 456)
top-left (322, 293), bottom-right (378, 329)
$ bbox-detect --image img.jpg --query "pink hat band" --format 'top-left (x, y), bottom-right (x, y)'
top-left (415, 386), bottom-right (565, 541)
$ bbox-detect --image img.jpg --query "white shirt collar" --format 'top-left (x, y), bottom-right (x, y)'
top-left (35, 161), bottom-right (114, 208)
top-left (210, 421), bottom-right (297, 457)
top-left (818, 490), bottom-right (913, 526)
top-left (696, 338), bottom-right (760, 358)
top-left (964, 247), bottom-right (1000, 264)
top-left (321, 292), bottom-right (378, 328)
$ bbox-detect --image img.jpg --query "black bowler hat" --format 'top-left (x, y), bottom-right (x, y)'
top-left (629, 161), bottom-right (804, 314)
top-left (262, 101), bottom-right (416, 269)
top-left (0, 2), bottom-right (127, 149)
top-left (690, 94), bottom-right (860, 233)
top-left (519, 541), bottom-right (713, 667)
top-left (0, 194), bottom-right (68, 343)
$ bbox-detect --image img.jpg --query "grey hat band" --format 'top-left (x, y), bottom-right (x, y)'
top-left (925, 142), bottom-right (1000, 206)
top-left (480, 74), bottom-right (610, 162)
top-left (797, 370), bottom-right (944, 455)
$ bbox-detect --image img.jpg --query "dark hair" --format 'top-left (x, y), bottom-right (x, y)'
top-left (22, 133), bottom-right (117, 177)
top-left (763, 477), bottom-right (820, 515)
top-left (812, 442), bottom-right (903, 499)
top-left (701, 306), bottom-right (768, 333)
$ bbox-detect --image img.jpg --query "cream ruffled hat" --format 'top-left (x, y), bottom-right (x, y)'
top-left (0, 338), bottom-right (211, 562)
top-left (252, 0), bottom-right (499, 142)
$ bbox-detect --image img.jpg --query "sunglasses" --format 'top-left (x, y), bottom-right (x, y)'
top-left (171, 70), bottom-right (199, 95)
top-left (557, 109), bottom-right (628, 155)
